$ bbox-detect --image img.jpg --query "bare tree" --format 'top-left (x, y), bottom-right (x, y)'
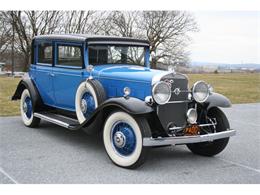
top-left (103, 11), bottom-right (197, 68)
top-left (61, 11), bottom-right (102, 34)
top-left (104, 11), bottom-right (140, 37)
top-left (0, 10), bottom-right (197, 71)
top-left (141, 11), bottom-right (197, 69)
top-left (0, 12), bottom-right (12, 57)
top-left (1, 11), bottom-right (62, 71)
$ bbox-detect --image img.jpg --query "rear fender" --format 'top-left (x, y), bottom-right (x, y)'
top-left (12, 73), bottom-right (44, 111)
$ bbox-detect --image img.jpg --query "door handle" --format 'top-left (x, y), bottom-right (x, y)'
top-left (49, 73), bottom-right (55, 77)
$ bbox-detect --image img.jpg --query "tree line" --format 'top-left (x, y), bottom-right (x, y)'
top-left (0, 11), bottom-right (197, 71)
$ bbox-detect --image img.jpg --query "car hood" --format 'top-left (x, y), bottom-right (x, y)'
top-left (92, 65), bottom-right (164, 84)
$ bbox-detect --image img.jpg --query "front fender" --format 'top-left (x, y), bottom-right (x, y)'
top-left (205, 92), bottom-right (231, 110)
top-left (100, 97), bottom-right (154, 115)
top-left (76, 97), bottom-right (154, 132)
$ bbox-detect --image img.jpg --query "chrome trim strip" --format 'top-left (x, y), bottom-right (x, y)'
top-left (88, 41), bottom-right (149, 46)
top-left (199, 123), bottom-right (217, 127)
top-left (34, 113), bottom-right (70, 129)
top-left (171, 90), bottom-right (191, 93)
top-left (167, 100), bottom-right (191, 104)
top-left (168, 122), bottom-right (217, 130)
top-left (168, 126), bottom-right (183, 131)
top-left (143, 130), bottom-right (236, 146)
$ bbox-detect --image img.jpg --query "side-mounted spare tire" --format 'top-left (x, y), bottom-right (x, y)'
top-left (75, 79), bottom-right (106, 124)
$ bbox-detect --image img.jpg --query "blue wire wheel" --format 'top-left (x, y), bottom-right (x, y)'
top-left (76, 82), bottom-right (99, 124)
top-left (80, 92), bottom-right (96, 118)
top-left (103, 111), bottom-right (145, 168)
top-left (20, 89), bottom-right (36, 126)
top-left (21, 91), bottom-right (33, 120)
top-left (23, 96), bottom-right (33, 119)
top-left (111, 121), bottom-right (137, 156)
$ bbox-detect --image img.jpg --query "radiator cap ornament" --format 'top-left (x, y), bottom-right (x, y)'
top-left (168, 65), bottom-right (176, 73)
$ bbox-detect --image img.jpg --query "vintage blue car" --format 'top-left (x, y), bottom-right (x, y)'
top-left (12, 34), bottom-right (236, 169)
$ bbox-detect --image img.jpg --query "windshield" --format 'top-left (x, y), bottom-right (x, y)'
top-left (88, 45), bottom-right (146, 66)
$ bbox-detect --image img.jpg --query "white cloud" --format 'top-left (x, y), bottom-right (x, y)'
top-left (188, 11), bottom-right (260, 64)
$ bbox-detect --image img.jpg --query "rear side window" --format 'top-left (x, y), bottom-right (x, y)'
top-left (38, 42), bottom-right (52, 65)
top-left (57, 45), bottom-right (83, 67)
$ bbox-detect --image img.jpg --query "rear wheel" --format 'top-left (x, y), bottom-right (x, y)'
top-left (103, 111), bottom-right (149, 169)
top-left (187, 107), bottom-right (230, 156)
top-left (20, 89), bottom-right (40, 127)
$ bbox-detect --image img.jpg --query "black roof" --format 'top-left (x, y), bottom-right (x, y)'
top-left (33, 34), bottom-right (150, 46)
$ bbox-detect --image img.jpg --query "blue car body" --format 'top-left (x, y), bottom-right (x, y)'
top-left (12, 34), bottom-right (235, 168)
top-left (29, 36), bottom-right (163, 112)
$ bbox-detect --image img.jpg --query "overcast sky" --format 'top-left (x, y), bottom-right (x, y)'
top-left (188, 11), bottom-right (260, 64)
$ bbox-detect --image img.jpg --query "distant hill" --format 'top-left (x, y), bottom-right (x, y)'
top-left (191, 62), bottom-right (260, 70)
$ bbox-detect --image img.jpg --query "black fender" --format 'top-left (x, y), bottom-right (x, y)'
top-left (74, 97), bottom-right (154, 137)
top-left (100, 97), bottom-right (154, 115)
top-left (205, 92), bottom-right (231, 110)
top-left (208, 107), bottom-right (230, 129)
top-left (12, 73), bottom-right (44, 111)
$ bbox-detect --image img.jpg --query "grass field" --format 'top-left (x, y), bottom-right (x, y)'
top-left (0, 77), bottom-right (21, 116)
top-left (0, 73), bottom-right (259, 116)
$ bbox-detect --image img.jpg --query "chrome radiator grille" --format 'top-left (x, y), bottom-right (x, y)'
top-left (157, 73), bottom-right (189, 130)
top-left (161, 73), bottom-right (189, 102)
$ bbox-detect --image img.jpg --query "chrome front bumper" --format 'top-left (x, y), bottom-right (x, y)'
top-left (143, 129), bottom-right (236, 147)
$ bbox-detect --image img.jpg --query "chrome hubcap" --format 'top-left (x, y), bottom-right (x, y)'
top-left (111, 121), bottom-right (136, 156)
top-left (23, 96), bottom-right (32, 119)
top-left (113, 131), bottom-right (126, 148)
top-left (80, 92), bottom-right (96, 118)
top-left (23, 102), bottom-right (28, 113)
top-left (81, 99), bottom-right (87, 113)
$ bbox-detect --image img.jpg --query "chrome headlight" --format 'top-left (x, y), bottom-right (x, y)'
top-left (152, 81), bottom-right (171, 105)
top-left (187, 108), bottom-right (197, 124)
top-left (192, 81), bottom-right (210, 103)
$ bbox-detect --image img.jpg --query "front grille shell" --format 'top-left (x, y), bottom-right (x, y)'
top-left (156, 73), bottom-right (190, 131)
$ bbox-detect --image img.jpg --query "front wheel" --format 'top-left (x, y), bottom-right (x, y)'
top-left (187, 107), bottom-right (230, 156)
top-left (103, 111), bottom-right (149, 169)
top-left (20, 89), bottom-right (40, 127)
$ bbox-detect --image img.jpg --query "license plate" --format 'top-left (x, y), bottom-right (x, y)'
top-left (184, 125), bottom-right (200, 135)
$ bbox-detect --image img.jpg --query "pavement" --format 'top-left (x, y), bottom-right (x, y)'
top-left (0, 103), bottom-right (259, 184)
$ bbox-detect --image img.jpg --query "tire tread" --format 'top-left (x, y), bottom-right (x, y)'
top-left (187, 107), bottom-right (229, 156)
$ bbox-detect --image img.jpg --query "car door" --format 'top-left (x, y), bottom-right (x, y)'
top-left (52, 42), bottom-right (85, 111)
top-left (32, 41), bottom-right (55, 106)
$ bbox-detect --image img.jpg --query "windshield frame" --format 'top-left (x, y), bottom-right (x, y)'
top-left (86, 43), bottom-right (150, 68)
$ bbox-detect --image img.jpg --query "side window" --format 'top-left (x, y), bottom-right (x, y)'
top-left (38, 42), bottom-right (52, 65)
top-left (57, 45), bottom-right (83, 67)
top-left (89, 45), bottom-right (108, 65)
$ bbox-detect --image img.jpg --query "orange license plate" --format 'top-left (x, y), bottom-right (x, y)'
top-left (184, 125), bottom-right (200, 135)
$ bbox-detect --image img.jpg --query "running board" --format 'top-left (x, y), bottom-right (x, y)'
top-left (34, 112), bottom-right (80, 130)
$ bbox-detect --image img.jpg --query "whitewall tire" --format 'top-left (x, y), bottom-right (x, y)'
top-left (103, 111), bottom-right (149, 169)
top-left (20, 89), bottom-right (40, 127)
